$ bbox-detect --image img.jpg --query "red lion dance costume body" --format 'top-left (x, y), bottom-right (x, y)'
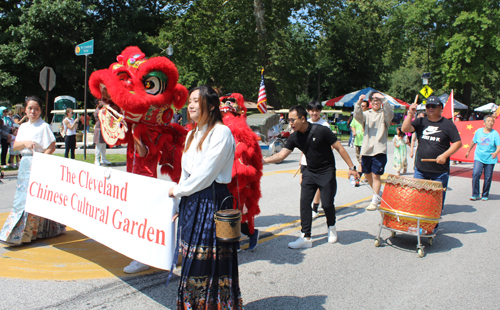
top-left (220, 93), bottom-right (263, 249)
top-left (88, 46), bottom-right (188, 182)
top-left (89, 46), bottom-right (188, 274)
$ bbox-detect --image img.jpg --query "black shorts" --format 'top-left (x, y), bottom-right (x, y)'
top-left (361, 153), bottom-right (387, 175)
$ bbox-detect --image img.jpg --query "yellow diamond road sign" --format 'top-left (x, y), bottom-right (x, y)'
top-left (420, 85), bottom-right (433, 98)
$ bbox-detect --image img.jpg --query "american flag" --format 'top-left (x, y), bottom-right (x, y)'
top-left (257, 69), bottom-right (267, 114)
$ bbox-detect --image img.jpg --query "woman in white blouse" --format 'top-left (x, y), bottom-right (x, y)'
top-left (62, 108), bottom-right (79, 159)
top-left (0, 96), bottom-right (66, 246)
top-left (168, 86), bottom-right (242, 309)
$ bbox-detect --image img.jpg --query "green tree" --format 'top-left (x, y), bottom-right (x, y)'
top-left (0, 0), bottom-right (90, 108)
top-left (305, 0), bottom-right (397, 101)
top-left (155, 0), bottom-right (312, 108)
top-left (394, 0), bottom-right (500, 107)
top-left (438, 0), bottom-right (500, 106)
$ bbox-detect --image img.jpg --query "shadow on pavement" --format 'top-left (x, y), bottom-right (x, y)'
top-left (256, 213), bottom-right (299, 228)
top-left (336, 206), bottom-right (365, 221)
top-left (119, 271), bottom-right (178, 308)
top-left (379, 220), bottom-right (486, 255)
top-left (238, 234), bottom-right (307, 266)
top-left (245, 294), bottom-right (327, 309)
top-left (47, 231), bottom-right (178, 307)
top-left (442, 204), bottom-right (477, 215)
top-left (440, 220), bottom-right (487, 235)
top-left (383, 233), bottom-right (462, 255)
top-left (313, 230), bottom-right (375, 246)
top-left (47, 230), bottom-right (162, 276)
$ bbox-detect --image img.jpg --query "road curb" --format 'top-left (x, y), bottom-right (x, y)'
top-left (2, 170), bottom-right (18, 176)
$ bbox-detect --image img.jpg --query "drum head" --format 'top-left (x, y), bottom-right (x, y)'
top-left (385, 174), bottom-right (443, 191)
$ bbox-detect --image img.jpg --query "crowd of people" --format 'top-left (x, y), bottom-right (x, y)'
top-left (1, 104), bottom-right (29, 170)
top-left (0, 89), bottom-right (499, 309)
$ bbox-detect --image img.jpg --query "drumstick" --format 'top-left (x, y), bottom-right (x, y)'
top-left (421, 159), bottom-right (437, 162)
top-left (293, 166), bottom-right (301, 177)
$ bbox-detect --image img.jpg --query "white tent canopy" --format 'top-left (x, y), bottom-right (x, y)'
top-left (474, 103), bottom-right (498, 112)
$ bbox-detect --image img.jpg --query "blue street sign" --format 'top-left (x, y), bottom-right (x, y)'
top-left (75, 39), bottom-right (94, 56)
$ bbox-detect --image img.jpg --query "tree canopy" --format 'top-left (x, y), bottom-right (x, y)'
top-left (0, 0), bottom-right (499, 112)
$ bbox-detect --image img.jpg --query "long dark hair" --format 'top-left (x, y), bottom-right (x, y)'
top-left (397, 126), bottom-right (405, 138)
top-left (184, 85), bottom-right (223, 152)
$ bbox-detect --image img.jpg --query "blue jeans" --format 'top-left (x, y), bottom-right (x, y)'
top-left (413, 168), bottom-right (449, 207)
top-left (348, 130), bottom-right (353, 146)
top-left (472, 160), bottom-right (495, 198)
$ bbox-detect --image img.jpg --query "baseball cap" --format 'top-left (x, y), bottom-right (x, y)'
top-left (0, 106), bottom-right (7, 112)
top-left (426, 96), bottom-right (443, 106)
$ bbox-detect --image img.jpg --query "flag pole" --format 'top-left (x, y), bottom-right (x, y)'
top-left (451, 89), bottom-right (455, 122)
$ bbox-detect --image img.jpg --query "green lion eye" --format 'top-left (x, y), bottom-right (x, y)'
top-left (143, 71), bottom-right (168, 95)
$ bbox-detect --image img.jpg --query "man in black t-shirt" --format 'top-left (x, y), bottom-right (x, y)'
top-left (402, 95), bottom-right (462, 206)
top-left (263, 105), bottom-right (359, 249)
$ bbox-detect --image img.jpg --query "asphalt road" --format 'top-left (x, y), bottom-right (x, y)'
top-left (0, 141), bottom-right (499, 309)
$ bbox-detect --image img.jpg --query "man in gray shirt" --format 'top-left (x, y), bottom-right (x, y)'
top-left (354, 91), bottom-right (394, 210)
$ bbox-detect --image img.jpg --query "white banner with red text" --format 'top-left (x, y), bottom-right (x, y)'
top-left (25, 153), bottom-right (178, 270)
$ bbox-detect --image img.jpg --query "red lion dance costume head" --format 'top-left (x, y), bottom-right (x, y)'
top-left (89, 46), bottom-right (188, 182)
top-left (220, 93), bottom-right (263, 239)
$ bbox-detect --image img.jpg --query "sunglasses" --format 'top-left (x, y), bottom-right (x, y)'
top-left (425, 104), bottom-right (440, 109)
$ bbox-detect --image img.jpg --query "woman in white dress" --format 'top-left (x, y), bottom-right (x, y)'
top-left (168, 86), bottom-right (242, 309)
top-left (0, 96), bottom-right (66, 246)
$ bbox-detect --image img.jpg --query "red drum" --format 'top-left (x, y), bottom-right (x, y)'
top-left (380, 175), bottom-right (444, 234)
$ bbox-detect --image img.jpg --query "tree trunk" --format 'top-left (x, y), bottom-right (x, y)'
top-left (463, 81), bottom-right (472, 108)
top-left (253, 0), bottom-right (266, 37)
top-left (317, 69), bottom-right (321, 102)
top-left (253, 0), bottom-right (281, 109)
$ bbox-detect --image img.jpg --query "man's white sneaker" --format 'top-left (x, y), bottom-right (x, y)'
top-left (101, 159), bottom-right (112, 165)
top-left (288, 235), bottom-right (312, 249)
top-left (94, 161), bottom-right (100, 166)
top-left (328, 225), bottom-right (338, 243)
top-left (312, 210), bottom-right (319, 220)
top-left (123, 260), bottom-right (150, 274)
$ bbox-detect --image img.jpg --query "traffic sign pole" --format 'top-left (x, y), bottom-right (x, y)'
top-left (75, 39), bottom-right (94, 160)
top-left (83, 55), bottom-right (88, 160)
top-left (45, 69), bottom-right (50, 121)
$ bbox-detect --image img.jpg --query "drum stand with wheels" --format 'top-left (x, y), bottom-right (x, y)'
top-left (374, 209), bottom-right (439, 258)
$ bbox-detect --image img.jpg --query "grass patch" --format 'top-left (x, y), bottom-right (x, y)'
top-left (53, 153), bottom-right (127, 164)
top-left (1, 165), bottom-right (19, 171)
